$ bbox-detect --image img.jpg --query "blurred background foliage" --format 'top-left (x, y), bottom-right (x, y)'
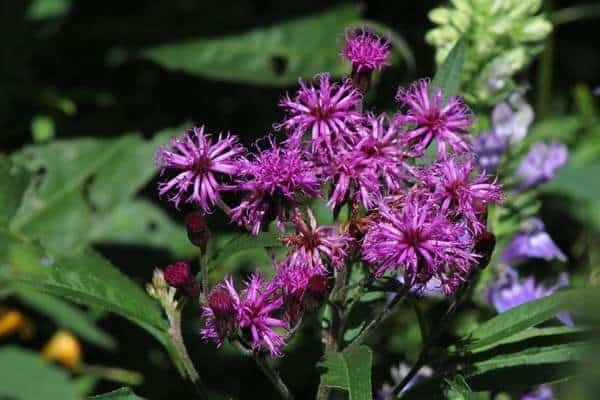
top-left (1, 0), bottom-right (599, 399)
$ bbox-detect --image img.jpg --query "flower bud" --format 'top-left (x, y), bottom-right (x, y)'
top-left (185, 211), bottom-right (209, 249)
top-left (164, 261), bottom-right (200, 297)
top-left (207, 288), bottom-right (238, 337)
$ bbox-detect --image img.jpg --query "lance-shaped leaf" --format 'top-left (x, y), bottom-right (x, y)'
top-left (318, 345), bottom-right (373, 400)
top-left (431, 38), bottom-right (466, 100)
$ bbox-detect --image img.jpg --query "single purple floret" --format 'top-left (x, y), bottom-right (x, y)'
top-left (230, 138), bottom-right (321, 235)
top-left (276, 73), bottom-right (363, 159)
top-left (471, 131), bottom-right (507, 173)
top-left (282, 208), bottom-right (352, 272)
top-left (420, 157), bottom-right (503, 234)
top-left (361, 191), bottom-right (477, 295)
top-left (500, 218), bottom-right (567, 265)
top-left (487, 267), bottom-right (573, 326)
top-left (340, 29), bottom-right (391, 73)
top-left (157, 126), bottom-right (243, 212)
top-left (395, 79), bottom-right (472, 159)
top-left (516, 142), bottom-right (568, 190)
top-left (238, 271), bottom-right (287, 357)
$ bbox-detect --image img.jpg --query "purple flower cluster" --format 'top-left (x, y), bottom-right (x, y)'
top-left (156, 28), bottom-right (505, 357)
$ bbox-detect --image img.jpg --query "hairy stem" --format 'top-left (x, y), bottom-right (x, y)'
top-left (254, 354), bottom-right (295, 400)
top-left (168, 311), bottom-right (209, 399)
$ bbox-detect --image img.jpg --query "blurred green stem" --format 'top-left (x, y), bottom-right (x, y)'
top-left (537, 0), bottom-right (554, 119)
top-left (82, 365), bottom-right (143, 386)
top-left (552, 4), bottom-right (600, 25)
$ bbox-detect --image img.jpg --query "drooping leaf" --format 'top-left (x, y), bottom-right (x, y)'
top-left (88, 387), bottom-right (146, 400)
top-left (12, 286), bottom-right (116, 349)
top-left (462, 289), bottom-right (590, 351)
top-left (430, 38), bottom-right (466, 99)
top-left (0, 346), bottom-right (79, 400)
top-left (318, 345), bottom-right (373, 400)
top-left (137, 5), bottom-right (411, 86)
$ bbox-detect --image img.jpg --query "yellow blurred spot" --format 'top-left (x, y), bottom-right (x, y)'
top-left (42, 330), bottom-right (82, 370)
top-left (0, 309), bottom-right (33, 339)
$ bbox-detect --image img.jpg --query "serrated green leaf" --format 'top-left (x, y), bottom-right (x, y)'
top-left (210, 231), bottom-right (282, 269)
top-left (88, 387), bottom-right (146, 399)
top-left (431, 38), bottom-right (466, 99)
top-left (318, 345), bottom-right (373, 400)
top-left (12, 286), bottom-right (116, 349)
top-left (464, 289), bottom-right (590, 350)
top-left (0, 346), bottom-right (79, 400)
top-left (137, 5), bottom-right (410, 86)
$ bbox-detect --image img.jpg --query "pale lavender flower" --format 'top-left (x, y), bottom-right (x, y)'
top-left (238, 271), bottom-right (287, 357)
top-left (421, 157), bottom-right (503, 233)
top-left (516, 142), bottom-right (568, 190)
top-left (395, 79), bottom-right (472, 159)
top-left (487, 267), bottom-right (573, 326)
top-left (361, 191), bottom-right (477, 294)
top-left (522, 385), bottom-right (553, 400)
top-left (276, 73), bottom-right (363, 157)
top-left (500, 218), bottom-right (566, 265)
top-left (157, 126), bottom-right (243, 211)
top-left (492, 94), bottom-right (534, 145)
top-left (593, 86), bottom-right (600, 96)
top-left (282, 208), bottom-right (352, 272)
top-left (340, 29), bottom-right (391, 73)
top-left (471, 131), bottom-right (506, 172)
top-left (230, 139), bottom-right (321, 235)
top-left (200, 277), bottom-right (240, 347)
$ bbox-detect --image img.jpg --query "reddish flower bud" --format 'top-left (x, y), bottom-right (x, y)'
top-left (185, 212), bottom-right (209, 249)
top-left (208, 288), bottom-right (235, 318)
top-left (164, 261), bottom-right (200, 296)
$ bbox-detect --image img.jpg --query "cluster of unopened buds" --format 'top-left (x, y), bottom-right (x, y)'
top-left (151, 29), bottom-right (503, 358)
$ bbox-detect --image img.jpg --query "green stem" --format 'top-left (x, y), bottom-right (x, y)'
top-left (198, 251), bottom-right (209, 304)
top-left (536, 0), bottom-right (554, 119)
top-left (254, 354), bottom-right (295, 400)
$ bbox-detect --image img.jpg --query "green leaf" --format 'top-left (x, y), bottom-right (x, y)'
top-left (463, 289), bottom-right (589, 351)
top-left (0, 156), bottom-right (31, 227)
top-left (89, 387), bottom-right (146, 399)
top-left (27, 0), bottom-right (72, 20)
top-left (0, 346), bottom-right (79, 400)
top-left (12, 286), bottom-right (116, 349)
top-left (445, 375), bottom-right (477, 400)
top-left (318, 345), bottom-right (373, 400)
top-left (210, 231), bottom-right (282, 269)
top-left (541, 161), bottom-right (600, 202)
top-left (430, 38), bottom-right (466, 99)
top-left (137, 5), bottom-right (410, 86)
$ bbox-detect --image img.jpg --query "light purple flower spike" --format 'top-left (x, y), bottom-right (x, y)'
top-left (516, 142), bottom-right (568, 190)
top-left (500, 218), bottom-right (566, 265)
top-left (340, 29), bottom-right (391, 73)
top-left (230, 138), bottom-right (321, 235)
top-left (395, 79), bottom-right (472, 159)
top-left (522, 385), bottom-right (553, 400)
top-left (471, 131), bottom-right (506, 173)
top-left (276, 73), bottom-right (363, 159)
top-left (488, 267), bottom-right (573, 326)
top-left (492, 95), bottom-right (534, 145)
top-left (157, 126), bottom-right (243, 211)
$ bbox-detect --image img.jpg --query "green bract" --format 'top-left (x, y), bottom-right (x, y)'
top-left (426, 0), bottom-right (552, 106)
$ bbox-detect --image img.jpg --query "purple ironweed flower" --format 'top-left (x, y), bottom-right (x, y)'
top-left (325, 147), bottom-right (381, 209)
top-left (500, 218), bottom-right (566, 265)
top-left (395, 79), bottom-right (472, 159)
top-left (274, 258), bottom-right (324, 302)
top-left (522, 385), bottom-right (553, 400)
top-left (420, 157), bottom-right (503, 233)
top-left (353, 113), bottom-right (411, 190)
top-left (276, 74), bottom-right (362, 158)
top-left (340, 29), bottom-right (391, 73)
top-left (492, 95), bottom-right (534, 145)
top-left (238, 271), bottom-right (287, 357)
top-left (157, 126), bottom-right (243, 211)
top-left (200, 278), bottom-right (240, 347)
top-left (472, 131), bottom-right (507, 173)
top-left (516, 142), bottom-right (568, 191)
top-left (378, 363), bottom-right (433, 399)
top-left (282, 208), bottom-right (352, 272)
top-left (361, 191), bottom-right (478, 294)
top-left (487, 267), bottom-right (573, 326)
top-left (230, 139), bottom-right (321, 235)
